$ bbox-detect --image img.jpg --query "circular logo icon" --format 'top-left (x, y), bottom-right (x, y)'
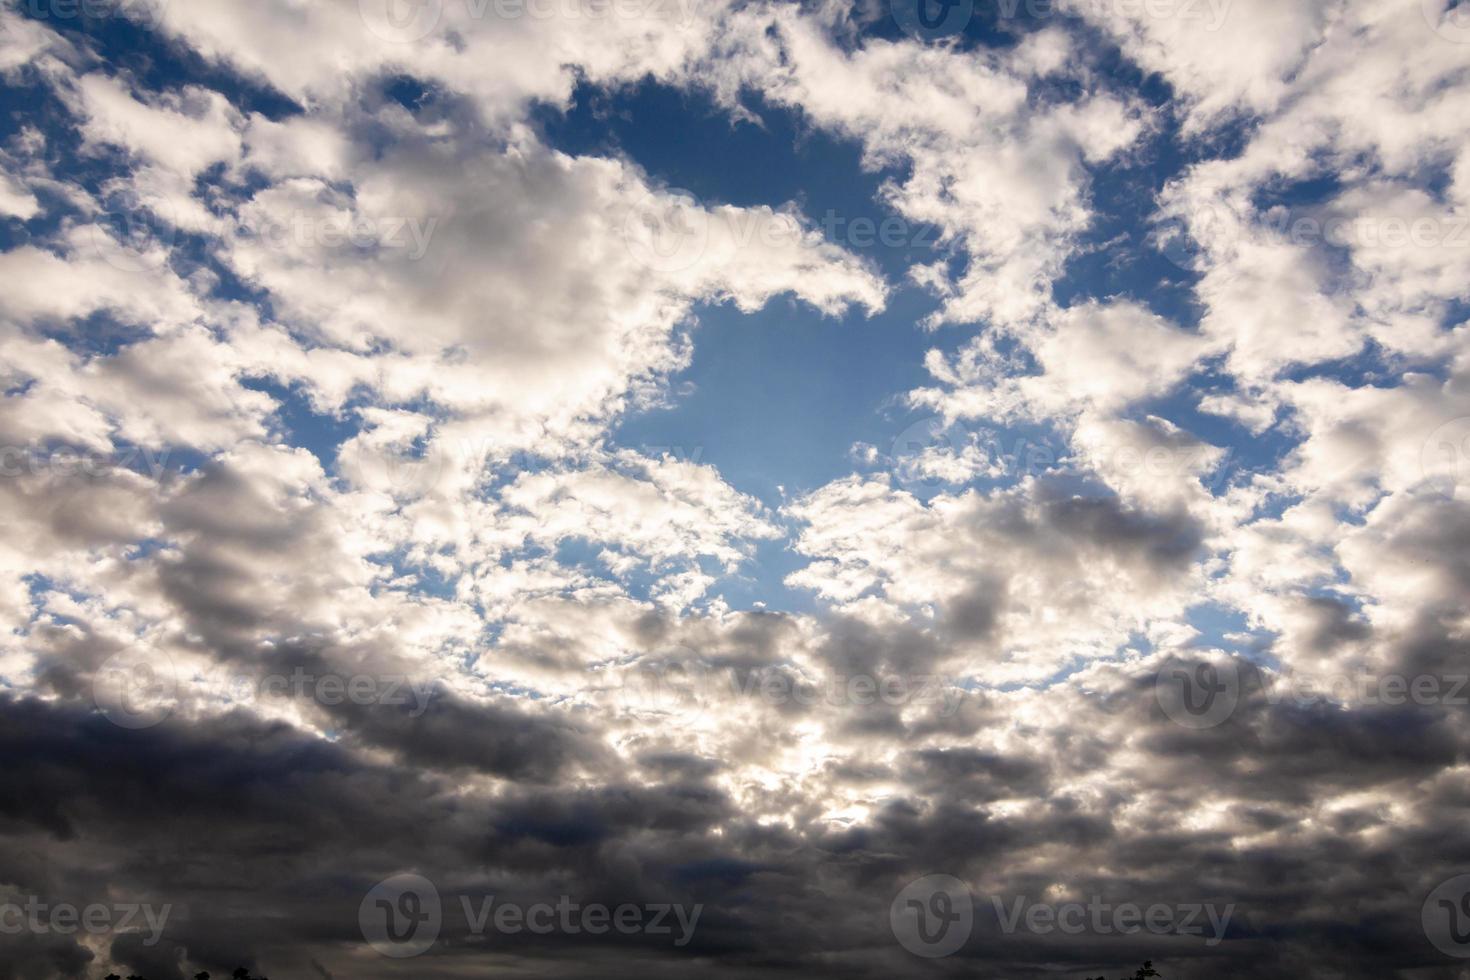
top-left (622, 190), bottom-right (710, 273)
top-left (1423, 874), bottom-right (1470, 958)
top-left (1423, 0), bottom-right (1470, 43)
top-left (889, 0), bottom-right (974, 41)
top-left (1155, 658), bottom-right (1240, 729)
top-left (1421, 417), bottom-right (1470, 501)
top-left (891, 417), bottom-right (972, 492)
top-left (1155, 201), bottom-right (1240, 271)
top-left (621, 660), bottom-right (674, 711)
top-left (359, 0), bottom-right (445, 43)
top-left (890, 874), bottom-right (973, 958)
top-left (360, 873), bottom-right (441, 958)
top-left (619, 649), bottom-right (709, 711)
top-left (93, 650), bottom-right (177, 729)
top-left (368, 439), bottom-right (450, 500)
top-left (91, 191), bottom-right (174, 274)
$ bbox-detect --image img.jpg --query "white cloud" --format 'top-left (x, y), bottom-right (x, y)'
top-left (4, 5), bottom-right (1470, 976)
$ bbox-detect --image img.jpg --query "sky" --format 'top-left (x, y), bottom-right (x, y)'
top-left (1, 0), bottom-right (1470, 977)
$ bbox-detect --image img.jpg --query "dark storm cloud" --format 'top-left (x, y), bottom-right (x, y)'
top-left (907, 746), bottom-right (1051, 801)
top-left (7, 630), bottom-right (1470, 980)
top-left (4, 457), bottom-right (1466, 979)
top-left (1296, 594), bottom-right (1372, 654)
top-left (0, 932), bottom-right (93, 980)
top-left (327, 690), bottom-right (611, 783)
top-left (1036, 488), bottom-right (1206, 572)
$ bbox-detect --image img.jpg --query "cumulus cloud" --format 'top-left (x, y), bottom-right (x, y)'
top-left (1, 0), bottom-right (1468, 977)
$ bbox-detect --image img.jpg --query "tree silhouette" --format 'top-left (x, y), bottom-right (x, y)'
top-left (1086, 961), bottom-right (1161, 980)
